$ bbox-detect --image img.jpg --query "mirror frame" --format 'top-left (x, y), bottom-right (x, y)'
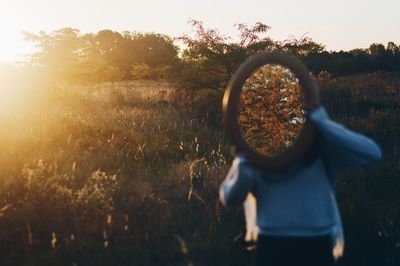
top-left (223, 51), bottom-right (320, 171)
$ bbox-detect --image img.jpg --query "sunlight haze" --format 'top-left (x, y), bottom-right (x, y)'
top-left (0, 0), bottom-right (399, 63)
top-left (0, 1), bottom-right (398, 265)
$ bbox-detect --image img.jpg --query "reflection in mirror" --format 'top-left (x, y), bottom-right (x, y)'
top-left (239, 64), bottom-right (305, 157)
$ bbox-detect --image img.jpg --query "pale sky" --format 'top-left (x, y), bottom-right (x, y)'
top-left (0, 0), bottom-right (399, 63)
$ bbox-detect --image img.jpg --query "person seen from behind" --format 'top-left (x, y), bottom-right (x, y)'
top-left (219, 102), bottom-right (382, 266)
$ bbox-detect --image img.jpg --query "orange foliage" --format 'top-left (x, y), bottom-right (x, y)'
top-left (239, 64), bottom-right (305, 156)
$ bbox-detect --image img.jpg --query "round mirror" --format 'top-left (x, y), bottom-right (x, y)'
top-left (223, 52), bottom-right (320, 171)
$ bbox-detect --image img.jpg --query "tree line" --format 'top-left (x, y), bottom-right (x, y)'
top-left (24, 28), bottom-right (178, 83)
top-left (23, 20), bottom-right (400, 88)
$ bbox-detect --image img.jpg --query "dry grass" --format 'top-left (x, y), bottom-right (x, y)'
top-left (0, 74), bottom-right (399, 265)
top-left (0, 80), bottom-right (246, 266)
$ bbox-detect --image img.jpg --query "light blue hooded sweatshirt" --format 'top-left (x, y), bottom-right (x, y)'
top-left (220, 106), bottom-right (382, 257)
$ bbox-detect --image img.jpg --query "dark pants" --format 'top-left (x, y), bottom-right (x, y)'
top-left (256, 235), bottom-right (335, 266)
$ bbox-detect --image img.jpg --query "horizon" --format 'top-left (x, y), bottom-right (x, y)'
top-left (1, 0), bottom-right (399, 63)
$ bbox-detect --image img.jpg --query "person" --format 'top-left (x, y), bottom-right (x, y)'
top-left (219, 104), bottom-right (382, 266)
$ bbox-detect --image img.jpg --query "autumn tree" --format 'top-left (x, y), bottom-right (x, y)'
top-left (239, 65), bottom-right (304, 156)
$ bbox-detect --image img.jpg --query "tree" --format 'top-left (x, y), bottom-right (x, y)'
top-left (23, 28), bottom-right (83, 82)
top-left (369, 43), bottom-right (386, 57)
top-left (127, 33), bottom-right (179, 80)
top-left (87, 31), bottom-right (179, 79)
top-left (175, 20), bottom-right (275, 89)
top-left (23, 28), bottom-right (179, 83)
top-left (386, 42), bottom-right (399, 54)
top-left (279, 34), bottom-right (324, 57)
top-left (239, 65), bottom-right (304, 155)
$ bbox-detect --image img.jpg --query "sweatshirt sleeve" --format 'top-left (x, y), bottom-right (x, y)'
top-left (309, 107), bottom-right (382, 185)
top-left (219, 155), bottom-right (255, 207)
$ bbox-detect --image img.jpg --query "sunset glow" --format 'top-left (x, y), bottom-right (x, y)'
top-left (1, 0), bottom-right (400, 63)
top-left (0, 5), bottom-right (35, 63)
top-left (0, 26), bottom-right (32, 63)
top-left (0, 66), bottom-right (31, 115)
top-left (0, 0), bottom-right (397, 264)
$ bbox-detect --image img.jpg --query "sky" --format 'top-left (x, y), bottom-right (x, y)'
top-left (0, 0), bottom-right (399, 63)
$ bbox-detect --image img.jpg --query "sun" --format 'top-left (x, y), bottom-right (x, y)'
top-left (0, 21), bottom-right (34, 64)
top-left (0, 22), bottom-right (37, 115)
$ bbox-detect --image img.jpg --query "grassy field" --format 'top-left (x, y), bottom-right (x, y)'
top-left (0, 75), bottom-right (399, 265)
top-left (0, 80), bottom-right (254, 266)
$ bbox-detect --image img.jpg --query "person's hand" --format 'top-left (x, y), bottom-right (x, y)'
top-left (303, 78), bottom-right (321, 113)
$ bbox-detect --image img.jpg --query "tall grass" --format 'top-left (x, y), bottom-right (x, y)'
top-left (0, 74), bottom-right (399, 265)
top-left (0, 80), bottom-right (253, 266)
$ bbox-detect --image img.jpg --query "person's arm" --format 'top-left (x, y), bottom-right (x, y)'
top-left (219, 155), bottom-right (255, 207)
top-left (309, 107), bottom-right (382, 184)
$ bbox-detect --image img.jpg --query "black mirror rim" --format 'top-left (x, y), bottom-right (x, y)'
top-left (222, 51), bottom-right (320, 171)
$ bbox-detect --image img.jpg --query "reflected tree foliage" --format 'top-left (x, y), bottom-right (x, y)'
top-left (239, 64), bottom-right (305, 156)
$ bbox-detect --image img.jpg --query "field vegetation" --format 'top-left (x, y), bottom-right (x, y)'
top-left (0, 21), bottom-right (399, 265)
